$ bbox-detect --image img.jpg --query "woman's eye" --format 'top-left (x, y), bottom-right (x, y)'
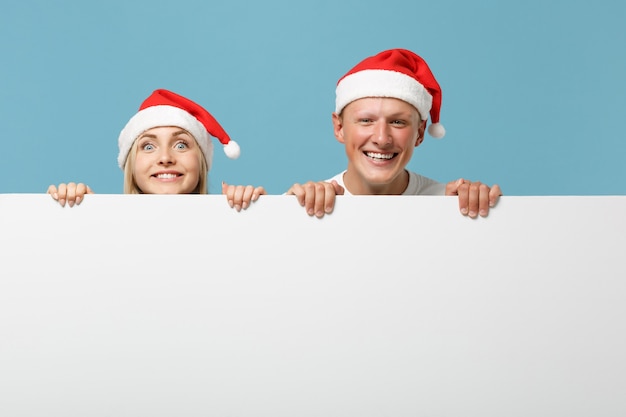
top-left (142, 143), bottom-right (154, 151)
top-left (175, 142), bottom-right (188, 150)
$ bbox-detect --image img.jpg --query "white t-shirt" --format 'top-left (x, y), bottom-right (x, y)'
top-left (326, 170), bottom-right (446, 195)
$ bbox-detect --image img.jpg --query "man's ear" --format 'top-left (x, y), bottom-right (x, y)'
top-left (332, 112), bottom-right (345, 143)
top-left (415, 119), bottom-right (426, 147)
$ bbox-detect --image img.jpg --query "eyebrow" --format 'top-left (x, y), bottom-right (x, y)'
top-left (138, 129), bottom-right (190, 140)
top-left (170, 129), bottom-right (190, 137)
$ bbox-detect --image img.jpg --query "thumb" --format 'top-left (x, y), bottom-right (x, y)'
top-left (445, 178), bottom-right (464, 195)
top-left (331, 180), bottom-right (345, 195)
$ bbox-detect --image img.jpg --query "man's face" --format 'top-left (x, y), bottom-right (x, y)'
top-left (333, 97), bottom-right (425, 194)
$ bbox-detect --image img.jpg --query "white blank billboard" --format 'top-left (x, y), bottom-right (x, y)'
top-left (1, 194), bottom-right (625, 416)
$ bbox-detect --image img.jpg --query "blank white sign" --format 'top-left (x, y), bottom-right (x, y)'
top-left (1, 194), bottom-right (625, 417)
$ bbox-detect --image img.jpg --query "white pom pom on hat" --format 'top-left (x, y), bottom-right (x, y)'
top-left (335, 48), bottom-right (445, 139)
top-left (223, 140), bottom-right (241, 159)
top-left (427, 122), bottom-right (445, 139)
top-left (117, 89), bottom-right (240, 170)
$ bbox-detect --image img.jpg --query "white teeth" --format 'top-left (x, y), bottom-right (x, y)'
top-left (156, 173), bottom-right (177, 179)
top-left (366, 152), bottom-right (393, 160)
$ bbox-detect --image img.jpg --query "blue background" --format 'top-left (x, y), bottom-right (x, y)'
top-left (1, 0), bottom-right (624, 196)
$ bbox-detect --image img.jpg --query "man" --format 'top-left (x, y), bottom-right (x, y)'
top-left (287, 48), bottom-right (501, 218)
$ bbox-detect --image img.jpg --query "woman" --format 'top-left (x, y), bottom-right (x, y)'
top-left (49, 89), bottom-right (265, 211)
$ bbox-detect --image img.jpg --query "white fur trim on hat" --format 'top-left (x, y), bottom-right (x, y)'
top-left (335, 69), bottom-right (433, 120)
top-left (117, 105), bottom-right (213, 169)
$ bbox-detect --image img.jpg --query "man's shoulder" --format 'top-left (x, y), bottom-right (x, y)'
top-left (406, 171), bottom-right (445, 195)
top-left (325, 171), bottom-right (346, 184)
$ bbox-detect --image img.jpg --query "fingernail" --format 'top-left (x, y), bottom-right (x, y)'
top-left (461, 207), bottom-right (468, 215)
top-left (59, 199), bottom-right (66, 207)
top-left (235, 204), bottom-right (241, 212)
top-left (242, 202), bottom-right (249, 210)
top-left (75, 196), bottom-right (82, 205)
top-left (52, 193), bottom-right (58, 200)
top-left (469, 211), bottom-right (477, 218)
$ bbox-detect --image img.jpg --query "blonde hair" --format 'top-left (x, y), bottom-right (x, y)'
top-left (122, 132), bottom-right (209, 194)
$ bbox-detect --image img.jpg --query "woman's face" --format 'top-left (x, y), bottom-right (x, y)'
top-left (132, 126), bottom-right (203, 194)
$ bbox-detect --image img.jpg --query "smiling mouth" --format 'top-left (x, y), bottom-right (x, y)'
top-left (153, 173), bottom-right (181, 179)
top-left (365, 151), bottom-right (396, 160)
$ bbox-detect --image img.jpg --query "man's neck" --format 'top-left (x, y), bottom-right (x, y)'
top-left (342, 169), bottom-right (409, 195)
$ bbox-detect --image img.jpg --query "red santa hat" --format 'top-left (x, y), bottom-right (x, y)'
top-left (335, 48), bottom-right (445, 138)
top-left (117, 89), bottom-right (240, 169)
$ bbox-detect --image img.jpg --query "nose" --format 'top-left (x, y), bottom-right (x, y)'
top-left (373, 121), bottom-right (392, 146)
top-left (157, 148), bottom-right (175, 165)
